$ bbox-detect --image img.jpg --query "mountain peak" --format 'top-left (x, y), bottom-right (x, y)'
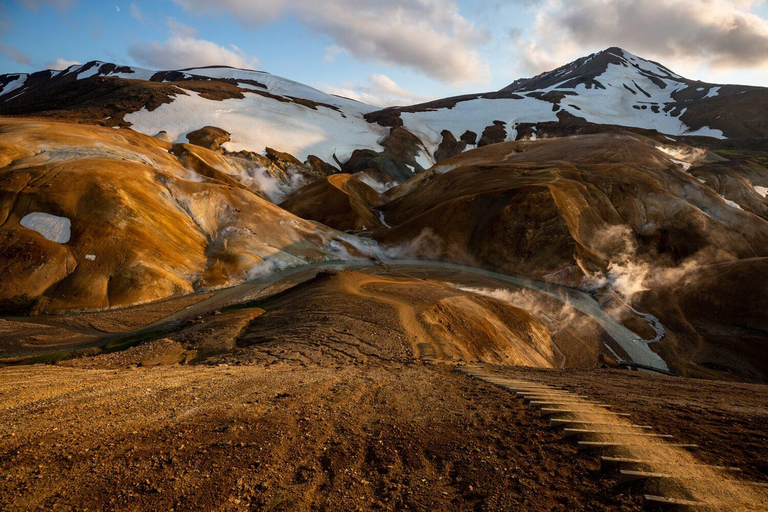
top-left (600, 46), bottom-right (627, 56)
top-left (503, 46), bottom-right (684, 94)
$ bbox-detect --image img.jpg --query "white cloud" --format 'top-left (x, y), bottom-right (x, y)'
top-left (171, 0), bottom-right (490, 85)
top-left (322, 74), bottom-right (433, 107)
top-left (128, 19), bottom-right (259, 70)
top-left (518, 0), bottom-right (768, 75)
top-left (166, 17), bottom-right (197, 38)
top-left (129, 2), bottom-right (143, 23)
top-left (323, 45), bottom-right (345, 63)
top-left (0, 40), bottom-right (30, 65)
top-left (46, 57), bottom-right (81, 70)
top-left (129, 37), bottom-right (259, 70)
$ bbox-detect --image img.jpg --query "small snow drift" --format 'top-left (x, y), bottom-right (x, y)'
top-left (19, 212), bottom-right (71, 243)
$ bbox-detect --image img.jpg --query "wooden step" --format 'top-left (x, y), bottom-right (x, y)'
top-left (551, 419), bottom-right (651, 429)
top-left (563, 429), bottom-right (672, 439)
top-left (642, 494), bottom-right (706, 510)
top-left (531, 401), bottom-right (610, 408)
top-left (541, 408), bottom-right (630, 417)
top-left (521, 394), bottom-right (587, 402)
top-left (622, 470), bottom-right (679, 484)
top-left (600, 457), bottom-right (742, 472)
top-left (623, 470), bottom-right (768, 488)
top-left (577, 442), bottom-right (698, 452)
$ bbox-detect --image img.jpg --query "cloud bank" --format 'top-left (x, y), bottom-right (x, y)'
top-left (171, 0), bottom-right (490, 85)
top-left (519, 0), bottom-right (768, 74)
top-left (128, 19), bottom-right (259, 70)
top-left (0, 40), bottom-right (30, 65)
top-left (45, 57), bottom-right (81, 70)
top-left (323, 74), bottom-right (433, 107)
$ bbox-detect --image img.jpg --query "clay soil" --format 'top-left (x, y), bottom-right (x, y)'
top-left (0, 363), bottom-right (637, 511)
top-left (2, 362), bottom-right (766, 511)
top-left (1, 270), bottom-right (767, 510)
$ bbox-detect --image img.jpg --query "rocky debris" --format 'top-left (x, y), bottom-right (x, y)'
top-left (341, 149), bottom-right (413, 184)
top-left (340, 127), bottom-right (428, 184)
top-left (186, 126), bottom-right (231, 151)
top-left (61, 338), bottom-right (192, 369)
top-left (264, 147), bottom-right (326, 187)
top-left (380, 127), bottom-right (426, 165)
top-left (515, 111), bottom-right (599, 140)
top-left (265, 147), bottom-right (305, 169)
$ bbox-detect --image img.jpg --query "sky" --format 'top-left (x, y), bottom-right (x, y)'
top-left (1, 0), bottom-right (768, 107)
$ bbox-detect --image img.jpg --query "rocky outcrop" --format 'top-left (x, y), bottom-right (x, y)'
top-left (186, 126), bottom-right (231, 151)
top-left (280, 174), bottom-right (385, 232)
top-left (306, 155), bottom-right (340, 176)
top-left (478, 121), bottom-right (507, 147)
top-left (340, 127), bottom-right (431, 184)
top-left (434, 130), bottom-right (465, 162)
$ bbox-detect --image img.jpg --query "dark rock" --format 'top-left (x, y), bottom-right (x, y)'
top-left (434, 130), bottom-right (465, 162)
top-left (306, 155), bottom-right (340, 176)
top-left (478, 121), bottom-right (507, 147)
top-left (460, 131), bottom-right (478, 146)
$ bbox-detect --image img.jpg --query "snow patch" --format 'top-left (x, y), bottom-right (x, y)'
top-left (180, 67), bottom-right (377, 114)
top-left (754, 186), bottom-right (768, 198)
top-left (85, 254), bottom-right (96, 261)
top-left (0, 74), bottom-right (27, 97)
top-left (720, 195), bottom-right (743, 210)
top-left (414, 150), bottom-right (434, 171)
top-left (376, 210), bottom-right (391, 229)
top-left (656, 144), bottom-right (706, 170)
top-left (20, 212), bottom-right (71, 243)
top-left (358, 174), bottom-right (397, 193)
top-left (77, 66), bottom-right (100, 80)
top-left (433, 163), bottom-right (457, 175)
top-left (401, 97), bottom-right (559, 157)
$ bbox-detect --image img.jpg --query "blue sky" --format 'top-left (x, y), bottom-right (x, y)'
top-left (2, 1), bottom-right (768, 106)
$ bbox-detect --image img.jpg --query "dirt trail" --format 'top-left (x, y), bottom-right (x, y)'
top-left (337, 274), bottom-right (432, 359)
top-left (0, 363), bottom-right (646, 511)
top-left (2, 259), bottom-right (664, 371)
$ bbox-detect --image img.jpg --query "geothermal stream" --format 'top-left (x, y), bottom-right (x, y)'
top-left (5, 258), bottom-right (670, 372)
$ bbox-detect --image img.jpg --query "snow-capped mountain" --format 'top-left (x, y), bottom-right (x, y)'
top-left (1, 48), bottom-right (766, 170)
top-left (0, 61), bottom-right (387, 165)
top-left (369, 48), bottom-right (766, 158)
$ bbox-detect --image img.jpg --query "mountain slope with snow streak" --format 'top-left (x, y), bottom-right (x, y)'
top-left (2, 48), bottom-right (768, 170)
